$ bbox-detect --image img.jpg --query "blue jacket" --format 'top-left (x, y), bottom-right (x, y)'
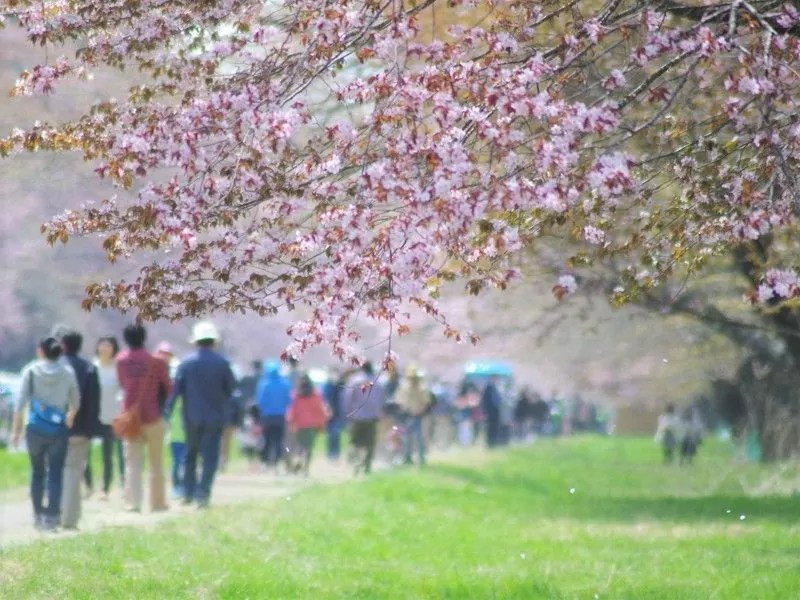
top-left (255, 362), bottom-right (291, 417)
top-left (168, 348), bottom-right (236, 427)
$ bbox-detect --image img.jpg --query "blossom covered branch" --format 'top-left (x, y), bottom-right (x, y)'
top-left (2, 0), bottom-right (800, 361)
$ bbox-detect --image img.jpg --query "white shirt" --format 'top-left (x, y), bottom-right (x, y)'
top-left (95, 360), bottom-right (122, 425)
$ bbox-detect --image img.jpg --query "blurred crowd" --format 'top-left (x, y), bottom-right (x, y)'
top-left (0, 320), bottom-right (619, 532)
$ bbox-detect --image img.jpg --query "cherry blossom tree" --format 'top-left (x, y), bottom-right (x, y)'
top-left (2, 0), bottom-right (800, 363)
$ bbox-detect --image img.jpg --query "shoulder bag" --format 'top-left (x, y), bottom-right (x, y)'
top-left (26, 370), bottom-right (67, 437)
top-left (112, 356), bottom-right (154, 440)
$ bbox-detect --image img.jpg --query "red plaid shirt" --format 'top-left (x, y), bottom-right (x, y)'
top-left (116, 349), bottom-right (172, 424)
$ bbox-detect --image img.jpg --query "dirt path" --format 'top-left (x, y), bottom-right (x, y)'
top-left (0, 459), bottom-right (355, 548)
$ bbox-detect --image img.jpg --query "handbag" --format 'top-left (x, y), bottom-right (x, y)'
top-left (112, 357), bottom-right (154, 440)
top-left (26, 371), bottom-right (67, 437)
top-left (112, 401), bottom-right (141, 440)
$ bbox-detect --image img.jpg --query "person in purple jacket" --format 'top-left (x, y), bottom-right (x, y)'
top-left (346, 362), bottom-right (386, 475)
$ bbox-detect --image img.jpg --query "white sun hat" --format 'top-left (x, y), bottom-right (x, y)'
top-left (190, 321), bottom-right (220, 344)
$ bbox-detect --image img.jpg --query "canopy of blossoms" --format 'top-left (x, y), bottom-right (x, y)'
top-left (2, 0), bottom-right (800, 362)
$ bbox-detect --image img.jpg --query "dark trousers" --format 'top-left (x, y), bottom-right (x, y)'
top-left (171, 441), bottom-right (186, 492)
top-left (261, 416), bottom-right (286, 465)
top-left (403, 415), bottom-right (426, 465)
top-left (184, 424), bottom-right (222, 503)
top-left (85, 424), bottom-right (125, 493)
top-left (326, 419), bottom-right (342, 459)
top-left (26, 427), bottom-right (68, 519)
top-left (486, 415), bottom-right (501, 448)
top-left (350, 420), bottom-right (378, 473)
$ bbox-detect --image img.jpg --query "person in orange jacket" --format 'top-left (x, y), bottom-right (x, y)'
top-left (286, 373), bottom-right (330, 475)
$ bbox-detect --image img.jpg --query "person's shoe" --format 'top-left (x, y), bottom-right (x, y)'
top-left (181, 497), bottom-right (194, 506)
top-left (196, 499), bottom-right (210, 510)
top-left (61, 524), bottom-right (79, 531)
top-left (151, 505), bottom-right (169, 513)
top-left (125, 506), bottom-right (141, 513)
top-left (83, 487), bottom-right (94, 500)
top-left (41, 516), bottom-right (59, 531)
top-left (98, 492), bottom-right (110, 502)
top-left (33, 515), bottom-right (44, 531)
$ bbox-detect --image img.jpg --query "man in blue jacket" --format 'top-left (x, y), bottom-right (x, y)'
top-left (255, 361), bottom-right (291, 469)
top-left (167, 322), bottom-right (236, 508)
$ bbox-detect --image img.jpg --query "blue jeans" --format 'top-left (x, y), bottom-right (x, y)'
top-left (170, 441), bottom-right (186, 493)
top-left (326, 418), bottom-right (342, 459)
top-left (403, 415), bottom-right (426, 465)
top-left (26, 426), bottom-right (68, 519)
top-left (183, 425), bottom-right (222, 503)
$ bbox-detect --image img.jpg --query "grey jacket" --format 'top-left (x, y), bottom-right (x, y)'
top-left (346, 373), bottom-right (386, 421)
top-left (17, 359), bottom-right (80, 415)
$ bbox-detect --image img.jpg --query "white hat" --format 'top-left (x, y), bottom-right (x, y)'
top-left (190, 321), bottom-right (220, 344)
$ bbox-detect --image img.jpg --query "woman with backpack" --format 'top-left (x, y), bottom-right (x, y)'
top-left (10, 338), bottom-right (80, 530)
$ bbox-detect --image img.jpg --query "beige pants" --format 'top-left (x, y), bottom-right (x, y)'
top-left (124, 420), bottom-right (167, 511)
top-left (61, 436), bottom-right (89, 527)
top-left (219, 425), bottom-right (235, 472)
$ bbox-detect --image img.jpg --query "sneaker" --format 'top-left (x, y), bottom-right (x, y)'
top-left (125, 506), bottom-right (141, 513)
top-left (196, 499), bottom-right (210, 510)
top-left (151, 505), bottom-right (169, 513)
top-left (41, 516), bottom-right (59, 531)
top-left (181, 497), bottom-right (194, 506)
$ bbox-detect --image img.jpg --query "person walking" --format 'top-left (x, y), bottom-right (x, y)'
top-left (286, 373), bottom-right (329, 475)
top-left (322, 369), bottom-right (348, 460)
top-left (256, 361), bottom-right (292, 471)
top-left (346, 362), bottom-right (386, 475)
top-left (654, 404), bottom-right (681, 465)
top-left (395, 366), bottom-right (431, 466)
top-left (481, 376), bottom-right (502, 449)
top-left (60, 329), bottom-right (101, 530)
top-left (168, 322), bottom-right (235, 508)
top-left (679, 406), bottom-right (704, 466)
top-left (10, 338), bottom-right (80, 530)
top-left (155, 342), bottom-right (185, 498)
top-left (93, 335), bottom-right (125, 500)
top-left (117, 323), bottom-right (172, 513)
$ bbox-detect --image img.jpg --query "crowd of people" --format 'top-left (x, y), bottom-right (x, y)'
top-left (7, 321), bottom-right (241, 531)
top-left (6, 320), bottom-right (513, 533)
top-left (6, 317), bottom-right (694, 533)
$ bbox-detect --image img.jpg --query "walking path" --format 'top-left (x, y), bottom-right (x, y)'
top-left (0, 460), bottom-right (354, 548)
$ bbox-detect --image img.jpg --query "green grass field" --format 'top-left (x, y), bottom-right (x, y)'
top-left (1, 437), bottom-right (799, 599)
top-left (0, 441), bottom-right (120, 493)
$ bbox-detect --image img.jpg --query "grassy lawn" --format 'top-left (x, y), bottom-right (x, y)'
top-left (0, 442), bottom-right (119, 493)
top-left (1, 436), bottom-right (799, 599)
top-left (0, 448), bottom-right (31, 491)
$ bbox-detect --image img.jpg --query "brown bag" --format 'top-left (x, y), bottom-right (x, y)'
top-left (112, 356), bottom-right (154, 440)
top-left (112, 405), bottom-right (141, 440)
